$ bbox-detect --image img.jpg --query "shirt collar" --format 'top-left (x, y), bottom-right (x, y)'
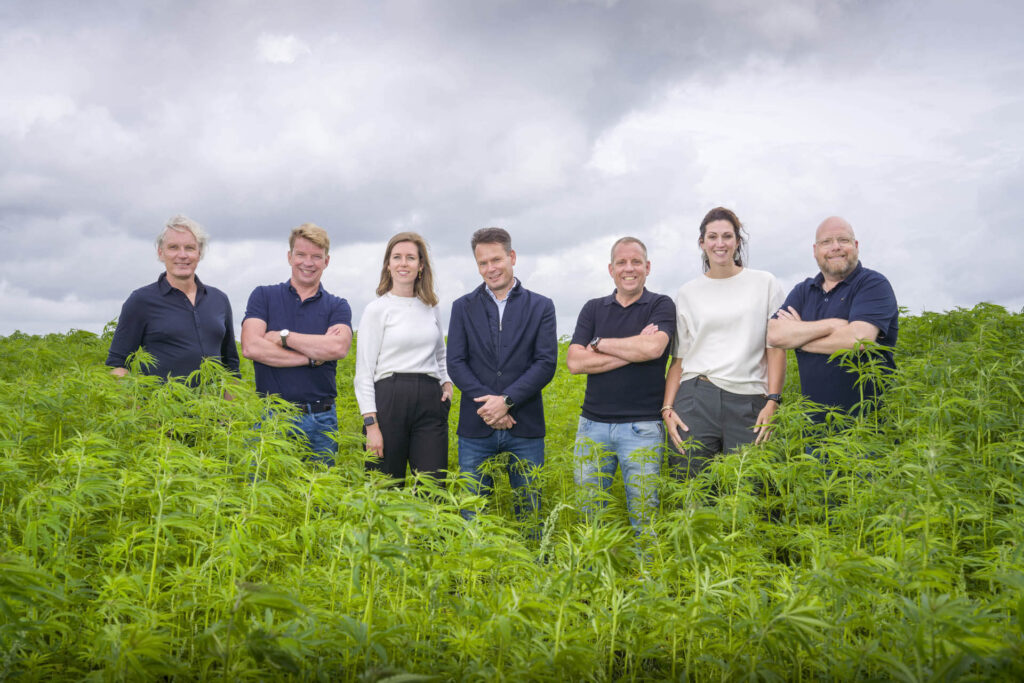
top-left (157, 271), bottom-right (205, 296)
top-left (484, 277), bottom-right (519, 305)
top-left (602, 287), bottom-right (652, 307)
top-left (287, 280), bottom-right (323, 300)
top-left (812, 261), bottom-right (864, 291)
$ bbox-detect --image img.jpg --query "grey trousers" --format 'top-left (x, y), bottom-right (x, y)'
top-left (668, 376), bottom-right (767, 479)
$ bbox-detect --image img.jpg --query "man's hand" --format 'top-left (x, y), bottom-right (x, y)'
top-left (767, 308), bottom-right (846, 350)
top-left (492, 415), bottom-right (516, 430)
top-left (753, 400), bottom-right (779, 445)
top-left (475, 394), bottom-right (509, 424)
top-left (441, 382), bottom-right (453, 402)
top-left (662, 407), bottom-right (690, 451)
top-left (775, 306), bottom-right (802, 323)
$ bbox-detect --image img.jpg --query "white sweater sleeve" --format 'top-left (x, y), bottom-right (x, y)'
top-left (433, 305), bottom-right (451, 385)
top-left (353, 301), bottom-right (384, 415)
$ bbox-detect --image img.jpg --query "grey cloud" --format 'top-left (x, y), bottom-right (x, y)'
top-left (2, 0), bottom-right (1023, 335)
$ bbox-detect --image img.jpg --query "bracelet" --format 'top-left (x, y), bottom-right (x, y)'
top-left (660, 405), bottom-right (674, 414)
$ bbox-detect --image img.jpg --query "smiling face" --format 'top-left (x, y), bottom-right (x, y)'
top-left (474, 241), bottom-right (516, 299)
top-left (609, 240), bottom-right (650, 301)
top-left (288, 236), bottom-right (329, 291)
top-left (387, 240), bottom-right (421, 293)
top-left (813, 217), bottom-right (859, 282)
top-left (699, 219), bottom-right (738, 270)
top-left (158, 227), bottom-right (201, 282)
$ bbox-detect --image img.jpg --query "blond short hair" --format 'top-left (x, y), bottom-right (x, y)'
top-left (289, 223), bottom-right (330, 254)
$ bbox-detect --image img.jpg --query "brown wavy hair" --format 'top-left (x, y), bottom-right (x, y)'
top-left (376, 232), bottom-right (438, 306)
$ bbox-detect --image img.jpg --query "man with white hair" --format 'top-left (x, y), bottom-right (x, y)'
top-left (107, 215), bottom-right (240, 379)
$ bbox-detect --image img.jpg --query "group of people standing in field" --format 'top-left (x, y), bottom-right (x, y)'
top-left (107, 209), bottom-right (898, 533)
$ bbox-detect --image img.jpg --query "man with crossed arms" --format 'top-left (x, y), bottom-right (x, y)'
top-left (242, 223), bottom-right (352, 464)
top-left (567, 236), bottom-right (675, 533)
top-left (767, 216), bottom-right (898, 419)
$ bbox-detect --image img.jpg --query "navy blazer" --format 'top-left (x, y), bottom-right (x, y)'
top-left (447, 281), bottom-right (557, 438)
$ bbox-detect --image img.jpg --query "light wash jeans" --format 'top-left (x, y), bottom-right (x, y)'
top-left (573, 416), bottom-right (663, 533)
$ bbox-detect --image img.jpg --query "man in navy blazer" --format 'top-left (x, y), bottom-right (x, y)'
top-left (447, 227), bottom-right (557, 532)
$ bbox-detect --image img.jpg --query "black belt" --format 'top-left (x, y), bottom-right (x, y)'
top-left (293, 401), bottom-right (334, 414)
top-left (381, 372), bottom-right (434, 382)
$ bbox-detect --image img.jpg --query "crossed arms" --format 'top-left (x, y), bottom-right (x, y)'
top-left (566, 323), bottom-right (670, 375)
top-left (766, 306), bottom-right (880, 354)
top-left (241, 318), bottom-right (352, 366)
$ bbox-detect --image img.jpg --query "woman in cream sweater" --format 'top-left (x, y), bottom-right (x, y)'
top-left (354, 232), bottom-right (452, 484)
top-left (661, 207), bottom-right (786, 479)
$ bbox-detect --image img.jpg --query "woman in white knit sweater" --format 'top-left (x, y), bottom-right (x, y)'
top-left (661, 207), bottom-right (786, 479)
top-left (354, 232), bottom-right (453, 484)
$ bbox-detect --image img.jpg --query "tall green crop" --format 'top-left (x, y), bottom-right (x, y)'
top-left (0, 304), bottom-right (1022, 680)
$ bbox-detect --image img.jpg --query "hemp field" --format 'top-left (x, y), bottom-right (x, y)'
top-left (2, 303), bottom-right (1023, 680)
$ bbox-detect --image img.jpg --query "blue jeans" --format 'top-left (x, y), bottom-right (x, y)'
top-left (573, 417), bottom-right (662, 532)
top-left (291, 408), bottom-right (338, 466)
top-left (459, 432), bottom-right (544, 527)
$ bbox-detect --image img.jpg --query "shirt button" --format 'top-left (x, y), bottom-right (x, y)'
top-left (496, 371), bottom-right (502, 377)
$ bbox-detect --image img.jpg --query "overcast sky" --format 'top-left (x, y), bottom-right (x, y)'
top-left (2, 0), bottom-right (1022, 338)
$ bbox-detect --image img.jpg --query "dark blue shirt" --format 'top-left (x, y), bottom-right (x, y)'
top-left (571, 288), bottom-right (676, 423)
top-left (106, 272), bottom-right (240, 378)
top-left (447, 281), bottom-right (558, 438)
top-left (778, 262), bottom-right (898, 415)
top-left (243, 281), bottom-right (352, 403)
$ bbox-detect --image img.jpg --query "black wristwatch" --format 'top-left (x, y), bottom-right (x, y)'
top-left (765, 393), bottom-right (783, 404)
top-left (503, 395), bottom-right (515, 409)
top-left (363, 416), bottom-right (376, 426)
top-left (589, 336), bottom-right (602, 351)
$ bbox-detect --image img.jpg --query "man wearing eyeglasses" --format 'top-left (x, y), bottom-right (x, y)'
top-left (767, 216), bottom-right (898, 418)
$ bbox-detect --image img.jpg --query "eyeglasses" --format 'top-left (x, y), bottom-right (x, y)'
top-left (816, 237), bottom-right (853, 248)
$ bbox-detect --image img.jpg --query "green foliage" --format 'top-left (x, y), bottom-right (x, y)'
top-left (1, 304), bottom-right (1023, 680)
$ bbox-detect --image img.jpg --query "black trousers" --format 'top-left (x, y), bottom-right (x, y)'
top-left (366, 373), bottom-right (450, 483)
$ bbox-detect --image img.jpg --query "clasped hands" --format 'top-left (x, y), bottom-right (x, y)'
top-left (474, 394), bottom-right (516, 430)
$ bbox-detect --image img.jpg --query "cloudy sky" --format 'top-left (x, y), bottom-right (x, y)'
top-left (2, 0), bottom-right (1022, 337)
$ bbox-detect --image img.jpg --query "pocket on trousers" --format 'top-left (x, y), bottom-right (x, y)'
top-left (748, 395), bottom-right (768, 425)
top-left (631, 421), bottom-right (663, 438)
top-left (673, 378), bottom-right (698, 418)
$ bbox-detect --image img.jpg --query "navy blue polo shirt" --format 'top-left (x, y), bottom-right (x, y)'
top-left (570, 288), bottom-right (676, 422)
top-left (106, 272), bottom-right (240, 379)
top-left (243, 281), bottom-right (351, 404)
top-left (778, 262), bottom-right (898, 415)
